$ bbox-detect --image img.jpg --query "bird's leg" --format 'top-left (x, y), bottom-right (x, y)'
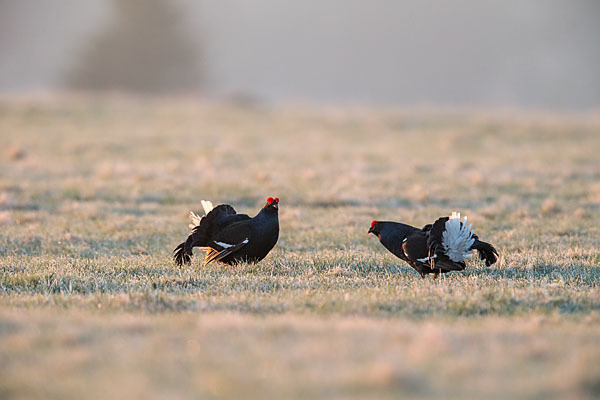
top-left (413, 263), bottom-right (426, 279)
top-left (429, 250), bottom-right (436, 271)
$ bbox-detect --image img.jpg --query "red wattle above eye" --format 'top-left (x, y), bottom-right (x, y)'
top-left (267, 197), bottom-right (273, 204)
top-left (371, 220), bottom-right (377, 228)
top-left (274, 197), bottom-right (279, 203)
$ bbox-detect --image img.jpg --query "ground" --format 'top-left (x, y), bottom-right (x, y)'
top-left (1, 96), bottom-right (599, 399)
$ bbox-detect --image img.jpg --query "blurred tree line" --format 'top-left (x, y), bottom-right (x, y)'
top-left (65, 0), bottom-right (202, 94)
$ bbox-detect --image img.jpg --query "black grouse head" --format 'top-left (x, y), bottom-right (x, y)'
top-left (368, 220), bottom-right (380, 235)
top-left (264, 196), bottom-right (279, 213)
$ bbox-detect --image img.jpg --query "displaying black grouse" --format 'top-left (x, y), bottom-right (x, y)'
top-left (368, 212), bottom-right (498, 277)
top-left (174, 197), bottom-right (280, 266)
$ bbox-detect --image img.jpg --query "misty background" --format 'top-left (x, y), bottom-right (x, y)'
top-left (1, 0), bottom-right (599, 110)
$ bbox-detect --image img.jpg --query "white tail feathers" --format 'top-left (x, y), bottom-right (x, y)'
top-left (188, 212), bottom-right (202, 229)
top-left (442, 212), bottom-right (475, 262)
top-left (201, 200), bottom-right (213, 215)
top-left (188, 200), bottom-right (214, 229)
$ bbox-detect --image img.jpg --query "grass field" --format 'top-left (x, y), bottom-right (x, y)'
top-left (1, 96), bottom-right (599, 399)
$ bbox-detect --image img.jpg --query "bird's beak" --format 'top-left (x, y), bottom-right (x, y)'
top-left (368, 227), bottom-right (373, 234)
top-left (273, 203), bottom-right (278, 210)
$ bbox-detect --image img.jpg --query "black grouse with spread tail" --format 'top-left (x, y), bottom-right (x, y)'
top-left (368, 212), bottom-right (498, 277)
top-left (174, 197), bottom-right (279, 266)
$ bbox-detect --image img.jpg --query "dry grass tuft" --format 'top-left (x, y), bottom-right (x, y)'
top-left (541, 198), bottom-right (560, 215)
top-left (5, 146), bottom-right (26, 161)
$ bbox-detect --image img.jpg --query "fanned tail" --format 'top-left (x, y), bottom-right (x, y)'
top-left (428, 212), bottom-right (497, 272)
top-left (441, 212), bottom-right (475, 262)
top-left (188, 200), bottom-right (214, 229)
top-left (174, 202), bottom-right (237, 266)
top-left (201, 200), bottom-right (213, 215)
top-left (189, 211), bottom-right (203, 229)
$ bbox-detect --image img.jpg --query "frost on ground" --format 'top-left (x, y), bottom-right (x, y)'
top-left (1, 97), bottom-right (599, 399)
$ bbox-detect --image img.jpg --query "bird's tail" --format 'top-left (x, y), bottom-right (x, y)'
top-left (174, 201), bottom-right (237, 266)
top-left (175, 200), bottom-right (213, 266)
top-left (441, 212), bottom-right (475, 262)
top-left (470, 239), bottom-right (498, 266)
top-left (188, 200), bottom-right (214, 229)
top-left (174, 241), bottom-right (192, 266)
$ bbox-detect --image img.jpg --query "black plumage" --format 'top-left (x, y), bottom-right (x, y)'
top-left (368, 213), bottom-right (498, 278)
top-left (174, 197), bottom-right (279, 266)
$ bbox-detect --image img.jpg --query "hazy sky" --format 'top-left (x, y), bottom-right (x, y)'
top-left (1, 0), bottom-right (599, 109)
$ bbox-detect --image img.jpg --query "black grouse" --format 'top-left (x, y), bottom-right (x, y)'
top-left (368, 212), bottom-right (498, 277)
top-left (174, 197), bottom-right (279, 266)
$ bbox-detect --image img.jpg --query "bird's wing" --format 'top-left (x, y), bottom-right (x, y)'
top-left (213, 213), bottom-right (251, 232)
top-left (204, 239), bottom-right (249, 264)
top-left (433, 258), bottom-right (466, 271)
top-left (403, 232), bottom-right (465, 271)
top-left (402, 232), bottom-right (430, 263)
top-left (204, 223), bottom-right (252, 264)
top-left (427, 216), bottom-right (449, 257)
top-left (201, 204), bottom-right (238, 228)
